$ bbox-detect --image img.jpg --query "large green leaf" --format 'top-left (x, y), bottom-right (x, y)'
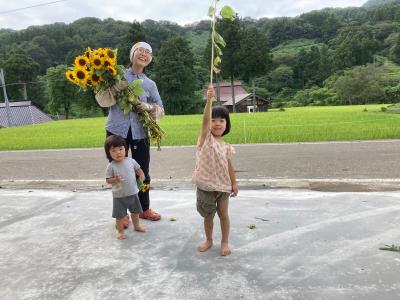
top-left (130, 79), bottom-right (145, 96)
top-left (213, 31), bottom-right (226, 48)
top-left (214, 44), bottom-right (223, 56)
top-left (220, 5), bottom-right (235, 20)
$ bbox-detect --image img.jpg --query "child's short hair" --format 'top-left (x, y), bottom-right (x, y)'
top-left (104, 135), bottom-right (127, 162)
top-left (212, 106), bottom-right (231, 136)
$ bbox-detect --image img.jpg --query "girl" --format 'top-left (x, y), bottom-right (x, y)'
top-left (98, 41), bottom-right (164, 227)
top-left (192, 85), bottom-right (238, 256)
top-left (105, 135), bottom-right (146, 240)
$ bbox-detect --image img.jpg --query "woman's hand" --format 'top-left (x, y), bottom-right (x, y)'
top-left (138, 102), bottom-right (154, 112)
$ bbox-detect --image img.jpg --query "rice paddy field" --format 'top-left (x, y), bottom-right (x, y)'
top-left (1, 105), bottom-right (399, 151)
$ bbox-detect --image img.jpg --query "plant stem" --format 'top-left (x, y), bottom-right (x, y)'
top-left (210, 0), bottom-right (217, 85)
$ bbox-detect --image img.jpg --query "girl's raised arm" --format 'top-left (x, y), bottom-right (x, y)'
top-left (198, 84), bottom-right (214, 148)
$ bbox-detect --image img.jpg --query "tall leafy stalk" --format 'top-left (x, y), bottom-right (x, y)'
top-left (208, 0), bottom-right (235, 84)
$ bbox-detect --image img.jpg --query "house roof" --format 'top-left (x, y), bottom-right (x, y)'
top-left (203, 81), bottom-right (248, 98)
top-left (0, 101), bottom-right (52, 128)
top-left (203, 81), bottom-right (269, 106)
top-left (219, 93), bottom-right (252, 105)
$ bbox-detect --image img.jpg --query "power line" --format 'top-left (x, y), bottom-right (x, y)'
top-left (0, 0), bottom-right (68, 15)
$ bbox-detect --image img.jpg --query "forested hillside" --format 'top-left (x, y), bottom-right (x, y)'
top-left (1, 1), bottom-right (400, 118)
top-left (363, 0), bottom-right (399, 8)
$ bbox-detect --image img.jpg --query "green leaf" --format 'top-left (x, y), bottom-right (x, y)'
top-left (133, 85), bottom-right (144, 96)
top-left (130, 79), bottom-right (145, 96)
top-left (213, 31), bottom-right (226, 48)
top-left (208, 6), bottom-right (215, 17)
top-left (214, 44), bottom-right (223, 56)
top-left (95, 70), bottom-right (103, 76)
top-left (213, 66), bottom-right (221, 74)
top-left (214, 56), bottom-right (221, 67)
top-left (220, 5), bottom-right (235, 20)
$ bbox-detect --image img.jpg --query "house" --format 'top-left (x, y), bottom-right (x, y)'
top-left (204, 81), bottom-right (269, 112)
top-left (0, 100), bottom-right (52, 128)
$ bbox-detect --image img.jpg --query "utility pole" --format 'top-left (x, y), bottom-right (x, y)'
top-left (252, 79), bottom-right (257, 112)
top-left (0, 68), bottom-right (13, 127)
top-left (23, 83), bottom-right (27, 100)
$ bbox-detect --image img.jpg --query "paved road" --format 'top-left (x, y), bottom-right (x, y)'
top-left (0, 140), bottom-right (399, 191)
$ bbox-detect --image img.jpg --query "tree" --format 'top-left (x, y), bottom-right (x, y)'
top-left (334, 64), bottom-right (384, 104)
top-left (117, 21), bottom-right (146, 66)
top-left (153, 35), bottom-right (197, 114)
top-left (293, 46), bottom-right (321, 88)
top-left (390, 33), bottom-right (400, 64)
top-left (44, 65), bottom-right (77, 119)
top-left (268, 64), bottom-right (294, 92)
top-left (217, 16), bottom-right (242, 109)
top-left (0, 47), bottom-right (40, 100)
top-left (237, 27), bottom-right (272, 111)
top-left (317, 44), bottom-right (333, 84)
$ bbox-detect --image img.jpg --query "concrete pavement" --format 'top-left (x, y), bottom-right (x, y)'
top-left (1, 189), bottom-right (400, 299)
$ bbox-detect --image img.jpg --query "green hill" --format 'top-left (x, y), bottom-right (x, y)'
top-left (363, 0), bottom-right (400, 7)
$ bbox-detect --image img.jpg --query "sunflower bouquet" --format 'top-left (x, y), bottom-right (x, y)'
top-left (66, 47), bottom-right (164, 150)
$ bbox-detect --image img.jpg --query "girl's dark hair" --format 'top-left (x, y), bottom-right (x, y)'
top-left (212, 106), bottom-right (231, 136)
top-left (104, 135), bottom-right (128, 162)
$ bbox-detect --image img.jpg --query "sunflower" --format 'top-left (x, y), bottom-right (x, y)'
top-left (74, 55), bottom-right (90, 69)
top-left (84, 47), bottom-right (92, 59)
top-left (105, 48), bottom-right (116, 61)
top-left (90, 72), bottom-right (102, 86)
top-left (94, 48), bottom-right (108, 58)
top-left (103, 57), bottom-right (115, 68)
top-left (74, 68), bottom-right (89, 87)
top-left (91, 54), bottom-right (104, 69)
top-left (107, 66), bottom-right (117, 76)
top-left (65, 70), bottom-right (77, 84)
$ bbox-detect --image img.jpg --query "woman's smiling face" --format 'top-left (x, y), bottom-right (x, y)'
top-left (132, 47), bottom-right (152, 69)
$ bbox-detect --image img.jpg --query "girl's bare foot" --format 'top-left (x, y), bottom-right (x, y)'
top-left (116, 231), bottom-right (126, 240)
top-left (197, 240), bottom-right (213, 252)
top-left (221, 242), bottom-right (231, 256)
top-left (134, 226), bottom-right (146, 232)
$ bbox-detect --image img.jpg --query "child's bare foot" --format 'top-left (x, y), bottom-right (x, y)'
top-left (134, 226), bottom-right (146, 232)
top-left (221, 242), bottom-right (231, 256)
top-left (116, 231), bottom-right (126, 240)
top-left (197, 240), bottom-right (213, 252)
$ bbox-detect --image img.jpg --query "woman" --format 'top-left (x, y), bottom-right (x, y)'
top-left (100, 41), bottom-right (164, 222)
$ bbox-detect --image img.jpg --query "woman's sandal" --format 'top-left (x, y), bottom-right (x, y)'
top-left (139, 208), bottom-right (161, 221)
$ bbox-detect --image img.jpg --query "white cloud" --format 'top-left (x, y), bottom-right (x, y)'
top-left (0, 0), bottom-right (366, 30)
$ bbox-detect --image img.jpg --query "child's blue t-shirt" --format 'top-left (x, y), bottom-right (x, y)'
top-left (105, 157), bottom-right (141, 198)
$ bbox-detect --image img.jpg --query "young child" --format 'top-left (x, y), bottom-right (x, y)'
top-left (104, 135), bottom-right (146, 240)
top-left (192, 85), bottom-right (238, 256)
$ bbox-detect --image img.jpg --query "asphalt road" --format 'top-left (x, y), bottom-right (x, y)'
top-left (0, 140), bottom-right (399, 191)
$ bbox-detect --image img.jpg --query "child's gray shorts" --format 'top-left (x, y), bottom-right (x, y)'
top-left (112, 194), bottom-right (143, 218)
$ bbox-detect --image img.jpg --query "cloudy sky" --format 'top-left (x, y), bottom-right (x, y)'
top-left (1, 0), bottom-right (367, 30)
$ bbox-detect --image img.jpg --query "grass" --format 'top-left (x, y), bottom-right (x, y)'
top-left (0, 105), bottom-right (399, 151)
